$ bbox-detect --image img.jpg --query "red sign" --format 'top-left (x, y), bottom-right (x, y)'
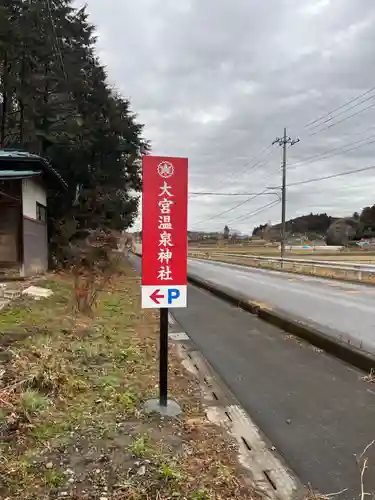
top-left (141, 156), bottom-right (188, 308)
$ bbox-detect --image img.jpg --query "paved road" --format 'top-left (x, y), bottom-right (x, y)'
top-left (172, 283), bottom-right (375, 499)
top-left (131, 254), bottom-right (375, 498)
top-left (189, 259), bottom-right (375, 356)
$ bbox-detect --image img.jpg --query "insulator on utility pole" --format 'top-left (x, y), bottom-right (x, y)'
top-left (272, 128), bottom-right (300, 264)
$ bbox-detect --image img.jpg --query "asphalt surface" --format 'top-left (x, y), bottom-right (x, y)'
top-left (132, 254), bottom-right (375, 498)
top-left (189, 258), bottom-right (375, 356)
top-left (174, 286), bottom-right (375, 498)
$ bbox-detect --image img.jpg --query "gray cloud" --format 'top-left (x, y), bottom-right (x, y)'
top-left (76, 0), bottom-right (375, 233)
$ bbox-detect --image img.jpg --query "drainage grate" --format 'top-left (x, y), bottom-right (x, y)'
top-left (175, 326), bottom-right (301, 500)
top-left (263, 470), bottom-right (277, 490)
top-left (212, 391), bottom-right (219, 400)
top-left (225, 411), bottom-right (233, 422)
top-left (241, 436), bottom-right (252, 451)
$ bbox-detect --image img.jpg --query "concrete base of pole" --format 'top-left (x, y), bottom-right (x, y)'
top-left (144, 398), bottom-right (182, 418)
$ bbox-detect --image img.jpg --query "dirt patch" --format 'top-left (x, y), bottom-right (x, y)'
top-left (0, 330), bottom-right (29, 348)
top-left (0, 262), bottom-right (263, 500)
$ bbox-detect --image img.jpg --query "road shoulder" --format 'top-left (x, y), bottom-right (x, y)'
top-left (169, 312), bottom-right (302, 500)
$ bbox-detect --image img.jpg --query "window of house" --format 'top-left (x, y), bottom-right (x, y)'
top-left (36, 202), bottom-right (47, 223)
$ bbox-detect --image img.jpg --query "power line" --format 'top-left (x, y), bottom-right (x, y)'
top-left (194, 188), bottom-right (270, 225)
top-left (288, 164), bottom-right (375, 188)
top-left (190, 145), bottom-right (276, 203)
top-left (307, 92), bottom-right (375, 131)
top-left (193, 163), bottom-right (281, 225)
top-left (227, 199), bottom-right (280, 225)
top-left (307, 99), bottom-right (375, 136)
top-left (189, 191), bottom-right (271, 196)
top-left (303, 85), bottom-right (375, 130)
top-left (215, 145), bottom-right (275, 191)
top-left (192, 199), bottom-right (279, 231)
top-left (330, 123), bottom-right (375, 140)
top-left (289, 133), bottom-right (375, 170)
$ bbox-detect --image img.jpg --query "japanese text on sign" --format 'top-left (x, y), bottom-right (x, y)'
top-left (141, 156), bottom-right (188, 309)
top-left (157, 181), bottom-right (174, 281)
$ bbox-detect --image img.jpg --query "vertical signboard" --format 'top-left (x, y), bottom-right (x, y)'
top-left (141, 156), bottom-right (188, 309)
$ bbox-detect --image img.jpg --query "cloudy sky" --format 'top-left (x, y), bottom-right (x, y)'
top-left (75, 0), bottom-right (375, 233)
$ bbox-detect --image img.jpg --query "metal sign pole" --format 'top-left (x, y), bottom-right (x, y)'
top-left (159, 307), bottom-right (169, 407)
top-left (142, 155), bottom-right (187, 417)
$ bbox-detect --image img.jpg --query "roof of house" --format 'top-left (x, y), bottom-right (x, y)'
top-left (0, 150), bottom-right (67, 189)
top-left (0, 170), bottom-right (42, 180)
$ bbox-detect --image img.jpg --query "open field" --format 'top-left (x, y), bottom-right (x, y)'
top-left (188, 252), bottom-right (375, 284)
top-left (189, 244), bottom-right (375, 263)
top-left (0, 262), bottom-right (261, 500)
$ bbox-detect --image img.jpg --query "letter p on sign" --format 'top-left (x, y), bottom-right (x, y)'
top-left (168, 288), bottom-right (180, 304)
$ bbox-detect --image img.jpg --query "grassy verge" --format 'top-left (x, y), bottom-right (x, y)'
top-left (0, 262), bottom-right (261, 500)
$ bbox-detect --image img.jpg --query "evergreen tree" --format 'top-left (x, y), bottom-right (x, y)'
top-left (0, 0), bottom-right (149, 262)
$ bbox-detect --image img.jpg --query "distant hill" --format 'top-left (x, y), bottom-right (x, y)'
top-left (253, 213), bottom-right (338, 238)
top-left (252, 205), bottom-right (375, 246)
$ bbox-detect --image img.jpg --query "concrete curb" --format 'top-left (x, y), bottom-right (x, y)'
top-left (187, 273), bottom-right (375, 373)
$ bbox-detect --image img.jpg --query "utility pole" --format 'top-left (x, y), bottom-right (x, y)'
top-left (272, 128), bottom-right (299, 263)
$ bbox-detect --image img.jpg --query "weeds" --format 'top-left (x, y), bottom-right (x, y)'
top-left (158, 462), bottom-right (183, 482)
top-left (129, 433), bottom-right (152, 458)
top-left (215, 462), bottom-right (237, 486)
top-left (0, 265), bottom-right (261, 500)
top-left (44, 469), bottom-right (65, 487)
top-left (191, 489), bottom-right (212, 500)
top-left (20, 390), bottom-right (50, 415)
top-left (31, 421), bottom-right (65, 442)
top-left (27, 357), bottom-right (69, 395)
top-left (116, 389), bottom-right (137, 412)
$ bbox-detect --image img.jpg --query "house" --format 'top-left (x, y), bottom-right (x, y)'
top-left (0, 150), bottom-right (67, 278)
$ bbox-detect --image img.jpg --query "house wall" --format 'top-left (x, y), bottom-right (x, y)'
top-left (0, 180), bottom-right (22, 268)
top-left (22, 178), bottom-right (47, 219)
top-left (21, 178), bottom-right (48, 277)
top-left (22, 218), bottom-right (48, 276)
top-left (0, 204), bottom-right (20, 264)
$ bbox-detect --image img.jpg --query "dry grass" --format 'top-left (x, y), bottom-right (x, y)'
top-left (305, 486), bottom-right (348, 500)
top-left (189, 245), bottom-right (375, 262)
top-left (305, 441), bottom-right (375, 500)
top-left (361, 369), bottom-right (375, 384)
top-left (0, 264), bottom-right (261, 500)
